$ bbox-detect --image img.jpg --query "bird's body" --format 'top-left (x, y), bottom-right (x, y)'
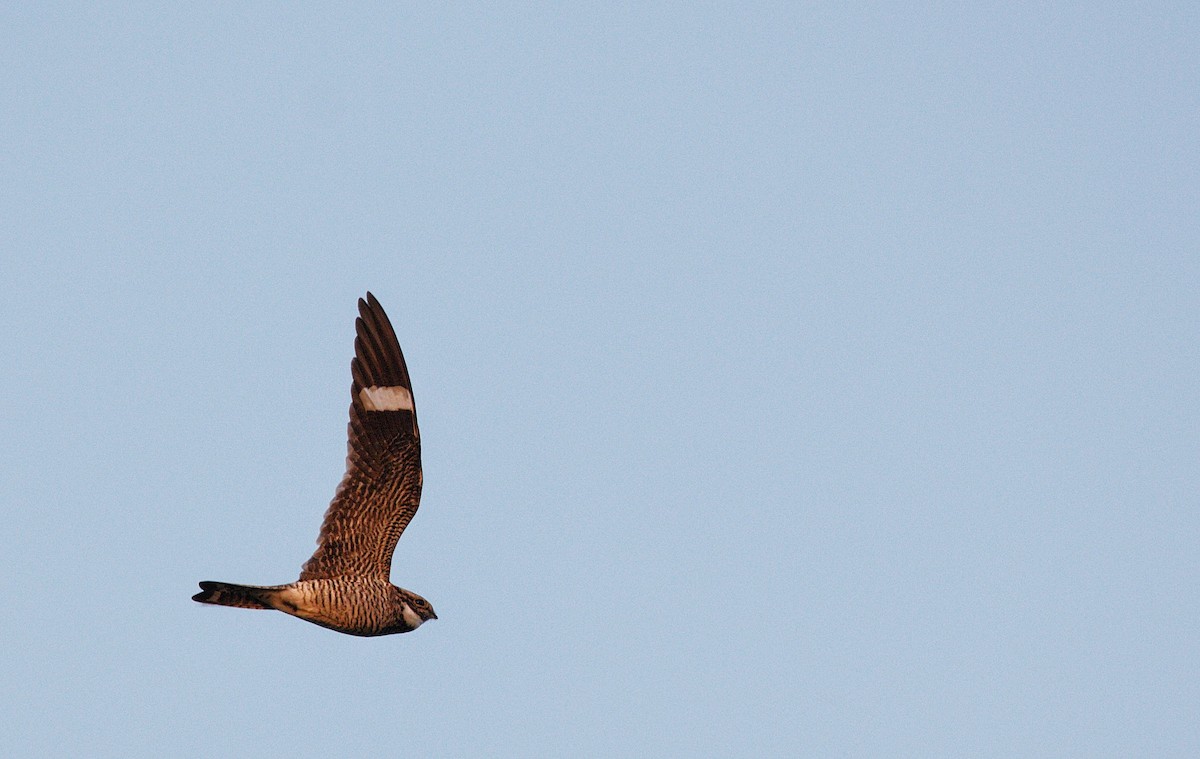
top-left (193, 293), bottom-right (437, 637)
top-left (194, 578), bottom-right (429, 636)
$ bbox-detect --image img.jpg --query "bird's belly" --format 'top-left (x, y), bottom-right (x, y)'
top-left (272, 580), bottom-right (396, 636)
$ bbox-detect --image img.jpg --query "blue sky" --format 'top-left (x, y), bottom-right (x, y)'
top-left (1, 3), bottom-right (1197, 757)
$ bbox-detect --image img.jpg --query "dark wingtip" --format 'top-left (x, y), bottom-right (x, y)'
top-left (360, 292), bottom-right (381, 319)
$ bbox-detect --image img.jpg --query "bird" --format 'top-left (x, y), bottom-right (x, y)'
top-left (193, 293), bottom-right (438, 636)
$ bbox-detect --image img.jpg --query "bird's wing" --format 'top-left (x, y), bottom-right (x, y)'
top-left (299, 293), bottom-right (423, 581)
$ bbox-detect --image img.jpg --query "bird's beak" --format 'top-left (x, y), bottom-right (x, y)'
top-left (430, 611), bottom-right (438, 620)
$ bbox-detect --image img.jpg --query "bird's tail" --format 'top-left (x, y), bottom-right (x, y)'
top-left (192, 581), bottom-right (280, 610)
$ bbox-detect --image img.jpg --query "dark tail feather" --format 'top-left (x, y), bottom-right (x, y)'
top-left (193, 581), bottom-right (278, 610)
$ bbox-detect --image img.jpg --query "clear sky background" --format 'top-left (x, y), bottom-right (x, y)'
top-left (1, 4), bottom-right (1196, 757)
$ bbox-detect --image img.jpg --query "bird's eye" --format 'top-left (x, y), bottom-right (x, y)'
top-left (415, 599), bottom-right (426, 607)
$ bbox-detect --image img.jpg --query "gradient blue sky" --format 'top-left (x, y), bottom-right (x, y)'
top-left (2, 4), bottom-right (1197, 757)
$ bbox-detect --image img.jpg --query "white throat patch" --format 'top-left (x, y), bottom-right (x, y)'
top-left (401, 603), bottom-right (425, 629)
top-left (359, 385), bottom-right (414, 411)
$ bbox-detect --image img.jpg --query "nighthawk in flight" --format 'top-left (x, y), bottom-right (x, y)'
top-left (193, 293), bottom-right (437, 636)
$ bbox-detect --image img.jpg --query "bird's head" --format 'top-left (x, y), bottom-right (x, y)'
top-left (397, 589), bottom-right (438, 628)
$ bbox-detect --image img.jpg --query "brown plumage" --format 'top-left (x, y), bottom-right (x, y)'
top-left (193, 293), bottom-right (438, 636)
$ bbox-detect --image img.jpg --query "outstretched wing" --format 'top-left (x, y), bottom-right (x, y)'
top-left (299, 292), bottom-right (423, 581)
